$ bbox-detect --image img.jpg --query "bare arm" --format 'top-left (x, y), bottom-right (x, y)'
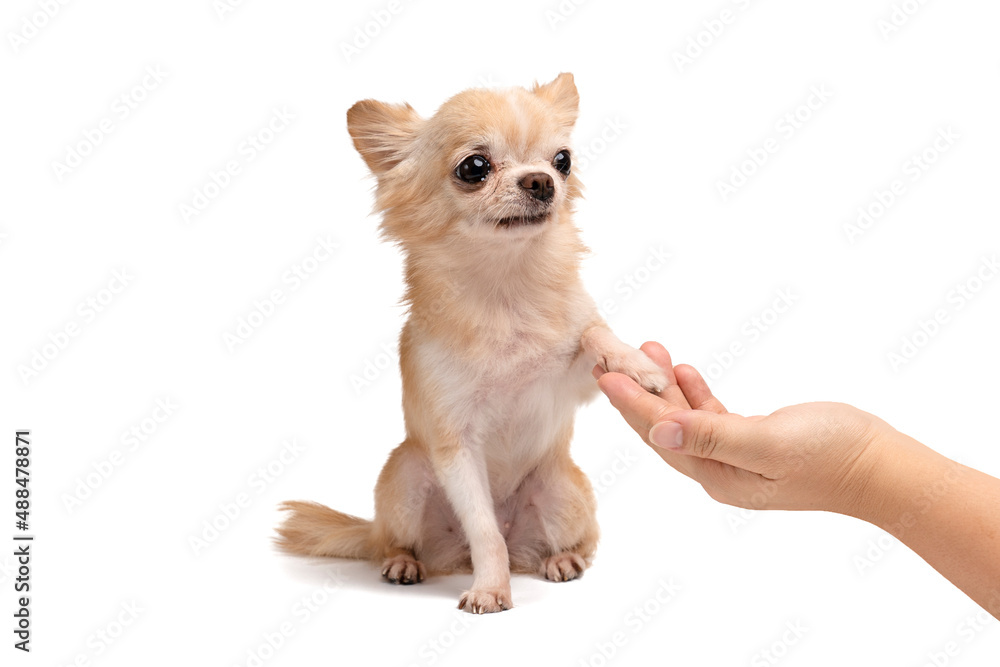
top-left (595, 341), bottom-right (1000, 619)
top-left (857, 431), bottom-right (1000, 618)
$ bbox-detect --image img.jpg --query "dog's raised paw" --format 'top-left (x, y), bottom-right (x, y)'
top-left (381, 554), bottom-right (426, 585)
top-left (543, 552), bottom-right (586, 582)
top-left (601, 349), bottom-right (668, 394)
top-left (458, 589), bottom-right (513, 614)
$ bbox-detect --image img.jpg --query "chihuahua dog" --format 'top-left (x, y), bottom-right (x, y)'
top-left (277, 73), bottom-right (666, 613)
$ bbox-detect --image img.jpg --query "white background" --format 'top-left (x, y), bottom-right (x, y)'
top-left (2, 0), bottom-right (999, 665)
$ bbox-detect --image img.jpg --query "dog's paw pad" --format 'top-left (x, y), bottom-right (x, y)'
top-left (543, 552), bottom-right (586, 582)
top-left (458, 589), bottom-right (513, 614)
top-left (381, 554), bottom-right (426, 585)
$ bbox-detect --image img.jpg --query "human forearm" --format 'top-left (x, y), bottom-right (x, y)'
top-left (852, 430), bottom-right (1000, 619)
top-left (595, 348), bottom-right (1000, 617)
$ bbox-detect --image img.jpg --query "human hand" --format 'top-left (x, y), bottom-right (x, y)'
top-left (596, 342), bottom-right (1000, 619)
top-left (594, 342), bottom-right (895, 518)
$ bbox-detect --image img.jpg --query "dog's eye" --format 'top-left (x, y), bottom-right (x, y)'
top-left (456, 155), bottom-right (491, 183)
top-left (553, 150), bottom-right (571, 176)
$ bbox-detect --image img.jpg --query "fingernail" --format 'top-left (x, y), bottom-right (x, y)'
top-left (649, 422), bottom-right (683, 450)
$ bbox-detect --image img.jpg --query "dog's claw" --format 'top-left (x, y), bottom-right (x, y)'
top-left (601, 349), bottom-right (667, 394)
top-left (543, 552), bottom-right (586, 582)
top-left (458, 589), bottom-right (512, 614)
top-left (380, 554), bottom-right (426, 585)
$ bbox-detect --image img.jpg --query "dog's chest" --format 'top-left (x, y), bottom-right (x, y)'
top-left (416, 318), bottom-right (586, 437)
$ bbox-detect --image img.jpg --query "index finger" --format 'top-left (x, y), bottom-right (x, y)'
top-left (596, 371), bottom-right (704, 479)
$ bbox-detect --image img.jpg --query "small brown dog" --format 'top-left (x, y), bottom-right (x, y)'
top-left (277, 73), bottom-right (665, 613)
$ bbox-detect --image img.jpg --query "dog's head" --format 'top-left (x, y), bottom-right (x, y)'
top-left (347, 73), bottom-right (582, 245)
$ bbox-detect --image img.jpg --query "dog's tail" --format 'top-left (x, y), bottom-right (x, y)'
top-left (275, 501), bottom-right (374, 560)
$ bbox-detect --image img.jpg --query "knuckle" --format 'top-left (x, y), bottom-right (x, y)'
top-left (691, 418), bottom-right (721, 460)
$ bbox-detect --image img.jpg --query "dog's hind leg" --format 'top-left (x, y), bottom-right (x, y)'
top-left (503, 452), bottom-right (598, 583)
top-left (372, 440), bottom-right (471, 583)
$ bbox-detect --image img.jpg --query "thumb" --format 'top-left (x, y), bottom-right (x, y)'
top-left (648, 410), bottom-right (773, 471)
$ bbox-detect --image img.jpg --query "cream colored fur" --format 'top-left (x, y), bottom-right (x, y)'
top-left (277, 73), bottom-right (666, 613)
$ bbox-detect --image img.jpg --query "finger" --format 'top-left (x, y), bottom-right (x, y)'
top-left (673, 364), bottom-right (727, 414)
top-left (643, 436), bottom-right (715, 481)
top-left (596, 371), bottom-right (704, 478)
top-left (647, 410), bottom-right (775, 475)
top-left (680, 456), bottom-right (777, 508)
top-left (597, 372), bottom-right (679, 437)
top-left (634, 412), bottom-right (774, 499)
top-left (640, 431), bottom-right (762, 496)
top-left (638, 341), bottom-right (691, 410)
top-left (638, 340), bottom-right (673, 373)
top-left (592, 364), bottom-right (605, 381)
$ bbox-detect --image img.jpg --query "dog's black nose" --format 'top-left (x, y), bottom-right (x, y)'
top-left (519, 172), bottom-right (554, 202)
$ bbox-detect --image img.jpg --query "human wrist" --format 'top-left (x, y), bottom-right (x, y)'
top-left (839, 427), bottom-right (948, 532)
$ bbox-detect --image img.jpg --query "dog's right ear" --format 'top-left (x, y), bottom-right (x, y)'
top-left (346, 100), bottom-right (422, 175)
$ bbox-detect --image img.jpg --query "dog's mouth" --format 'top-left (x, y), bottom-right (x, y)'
top-left (494, 211), bottom-right (550, 228)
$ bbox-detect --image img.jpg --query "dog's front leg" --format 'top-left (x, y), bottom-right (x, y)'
top-left (581, 323), bottom-right (668, 393)
top-left (436, 441), bottom-right (512, 614)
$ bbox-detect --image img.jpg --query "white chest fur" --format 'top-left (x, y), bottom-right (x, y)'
top-left (407, 301), bottom-right (598, 499)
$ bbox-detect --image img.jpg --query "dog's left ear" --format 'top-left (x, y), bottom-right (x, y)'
top-left (533, 72), bottom-right (579, 129)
